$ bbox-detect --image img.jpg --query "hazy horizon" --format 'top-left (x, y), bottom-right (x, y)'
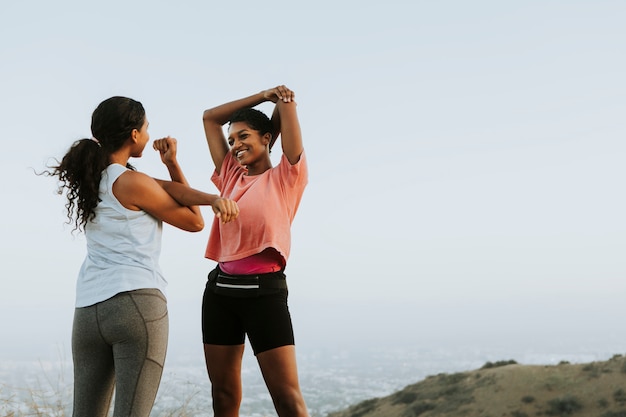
top-left (1, 0), bottom-right (625, 384)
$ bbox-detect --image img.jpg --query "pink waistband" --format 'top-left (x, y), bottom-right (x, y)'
top-left (219, 248), bottom-right (285, 275)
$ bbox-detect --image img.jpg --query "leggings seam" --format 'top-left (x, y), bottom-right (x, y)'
top-left (94, 304), bottom-right (107, 343)
top-left (145, 357), bottom-right (164, 369)
top-left (127, 292), bottom-right (151, 417)
top-left (132, 292), bottom-right (168, 323)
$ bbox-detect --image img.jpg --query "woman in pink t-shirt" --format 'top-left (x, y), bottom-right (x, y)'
top-left (201, 85), bottom-right (309, 417)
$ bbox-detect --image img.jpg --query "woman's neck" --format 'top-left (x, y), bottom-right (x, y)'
top-left (108, 148), bottom-right (131, 167)
top-left (244, 155), bottom-right (272, 176)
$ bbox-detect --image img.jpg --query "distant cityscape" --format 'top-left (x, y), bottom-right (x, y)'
top-left (1, 343), bottom-right (622, 416)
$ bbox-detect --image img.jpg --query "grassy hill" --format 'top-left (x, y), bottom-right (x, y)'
top-left (327, 354), bottom-right (626, 417)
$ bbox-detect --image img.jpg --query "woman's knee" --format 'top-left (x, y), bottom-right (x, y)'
top-left (271, 388), bottom-right (308, 417)
top-left (211, 385), bottom-right (242, 413)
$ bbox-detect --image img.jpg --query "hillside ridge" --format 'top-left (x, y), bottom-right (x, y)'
top-left (326, 354), bottom-right (626, 417)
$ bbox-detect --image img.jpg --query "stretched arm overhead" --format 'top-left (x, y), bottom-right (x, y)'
top-left (272, 94), bottom-right (302, 165)
top-left (202, 85), bottom-right (301, 172)
top-left (262, 86), bottom-right (302, 164)
top-left (203, 92), bottom-right (267, 173)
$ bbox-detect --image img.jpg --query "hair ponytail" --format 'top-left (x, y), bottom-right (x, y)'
top-left (47, 138), bottom-right (108, 231)
top-left (44, 96), bottom-right (145, 232)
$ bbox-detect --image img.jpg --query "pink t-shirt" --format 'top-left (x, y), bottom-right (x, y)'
top-left (204, 150), bottom-right (308, 266)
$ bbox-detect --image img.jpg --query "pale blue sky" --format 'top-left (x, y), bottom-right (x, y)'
top-left (1, 0), bottom-right (625, 361)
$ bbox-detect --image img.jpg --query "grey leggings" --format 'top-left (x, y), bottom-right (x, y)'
top-left (72, 289), bottom-right (168, 417)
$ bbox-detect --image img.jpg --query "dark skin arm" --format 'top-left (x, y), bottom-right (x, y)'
top-left (153, 179), bottom-right (239, 223)
top-left (202, 85), bottom-right (299, 172)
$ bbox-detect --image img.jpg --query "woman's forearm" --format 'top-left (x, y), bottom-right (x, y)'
top-left (155, 179), bottom-right (220, 207)
top-left (276, 100), bottom-right (303, 164)
top-left (163, 161), bottom-right (203, 216)
top-left (202, 91), bottom-right (268, 125)
top-left (164, 160), bottom-right (190, 186)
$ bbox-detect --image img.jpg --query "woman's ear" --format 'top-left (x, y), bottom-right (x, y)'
top-left (262, 132), bottom-right (272, 146)
top-left (130, 128), bottom-right (139, 143)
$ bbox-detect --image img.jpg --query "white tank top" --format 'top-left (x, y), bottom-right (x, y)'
top-left (75, 164), bottom-right (167, 307)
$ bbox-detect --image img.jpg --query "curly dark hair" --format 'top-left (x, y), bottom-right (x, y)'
top-left (229, 107), bottom-right (273, 137)
top-left (45, 96), bottom-right (145, 232)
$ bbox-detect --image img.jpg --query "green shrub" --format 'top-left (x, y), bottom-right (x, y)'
top-left (582, 363), bottom-right (602, 378)
top-left (348, 398), bottom-right (379, 417)
top-left (392, 391), bottom-right (418, 405)
top-left (403, 402), bottom-right (436, 417)
top-left (613, 388), bottom-right (626, 405)
top-left (521, 395), bottom-right (535, 404)
top-left (439, 372), bottom-right (466, 385)
top-left (545, 395), bottom-right (583, 415)
top-left (480, 360), bottom-right (517, 369)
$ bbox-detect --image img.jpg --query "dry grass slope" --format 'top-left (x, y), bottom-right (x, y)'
top-left (327, 354), bottom-right (626, 417)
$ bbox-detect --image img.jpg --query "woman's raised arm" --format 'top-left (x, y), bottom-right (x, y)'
top-left (264, 86), bottom-right (302, 165)
top-left (202, 91), bottom-right (268, 173)
top-left (275, 99), bottom-right (302, 165)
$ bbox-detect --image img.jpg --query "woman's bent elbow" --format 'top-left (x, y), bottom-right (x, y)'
top-left (202, 109), bottom-right (214, 121)
top-left (190, 219), bottom-right (205, 232)
top-left (180, 218), bottom-right (204, 232)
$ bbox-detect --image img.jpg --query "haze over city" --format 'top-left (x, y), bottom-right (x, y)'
top-left (1, 0), bottom-right (624, 380)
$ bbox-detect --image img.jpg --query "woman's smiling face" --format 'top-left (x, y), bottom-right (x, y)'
top-left (228, 121), bottom-right (270, 168)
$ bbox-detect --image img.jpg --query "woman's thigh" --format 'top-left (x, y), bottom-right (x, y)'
top-left (243, 290), bottom-right (294, 355)
top-left (105, 289), bottom-right (168, 417)
top-left (73, 289), bottom-right (168, 417)
top-left (72, 305), bottom-right (115, 417)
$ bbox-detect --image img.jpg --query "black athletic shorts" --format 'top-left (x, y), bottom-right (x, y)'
top-left (201, 267), bottom-right (295, 355)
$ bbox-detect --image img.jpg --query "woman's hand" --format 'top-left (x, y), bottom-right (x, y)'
top-left (212, 197), bottom-right (240, 223)
top-left (263, 85), bottom-right (295, 103)
top-left (153, 136), bottom-right (178, 166)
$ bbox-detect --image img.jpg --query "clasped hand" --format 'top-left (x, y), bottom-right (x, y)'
top-left (153, 136), bottom-right (178, 165)
top-left (263, 85), bottom-right (296, 104)
top-left (212, 197), bottom-right (239, 223)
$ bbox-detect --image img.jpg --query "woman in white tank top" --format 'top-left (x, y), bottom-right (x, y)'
top-left (45, 96), bottom-right (239, 417)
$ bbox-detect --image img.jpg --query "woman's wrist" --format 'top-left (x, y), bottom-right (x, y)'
top-left (260, 90), bottom-right (277, 103)
top-left (165, 160), bottom-right (183, 176)
top-left (164, 158), bottom-right (180, 169)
